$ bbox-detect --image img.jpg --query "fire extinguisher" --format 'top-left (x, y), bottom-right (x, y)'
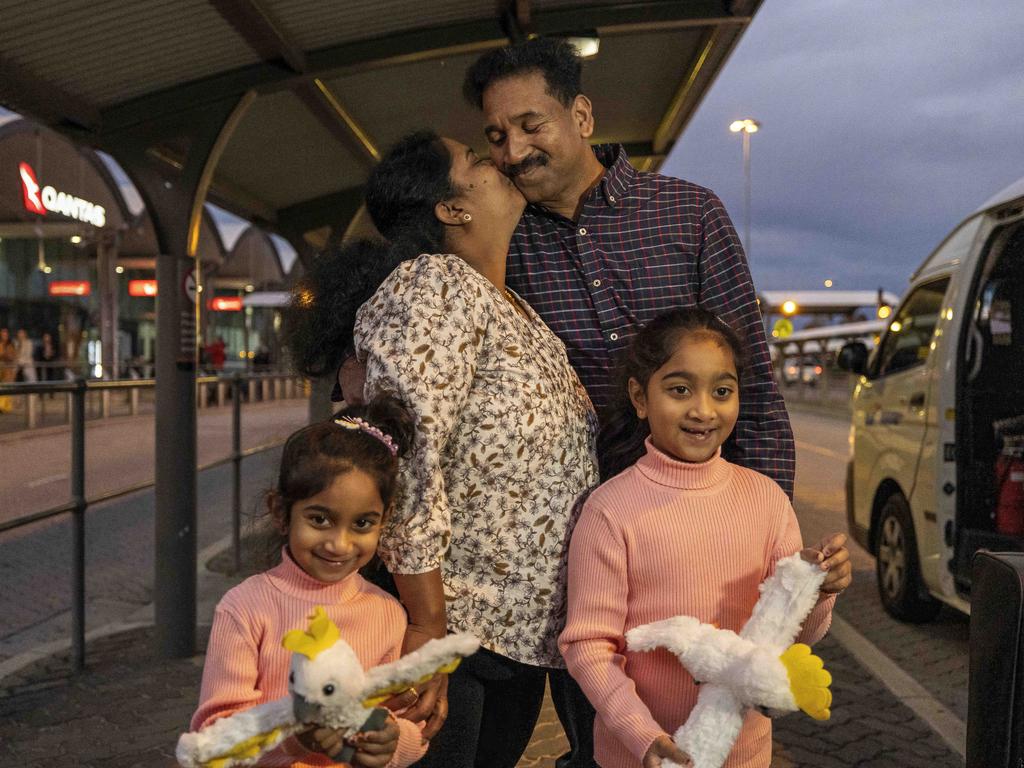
top-left (995, 435), bottom-right (1024, 536)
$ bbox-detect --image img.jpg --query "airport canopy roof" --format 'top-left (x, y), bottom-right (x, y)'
top-left (771, 319), bottom-right (885, 346)
top-left (0, 0), bottom-right (764, 250)
top-left (758, 289), bottom-right (901, 315)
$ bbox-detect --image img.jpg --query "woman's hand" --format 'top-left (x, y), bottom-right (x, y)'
top-left (383, 626), bottom-right (449, 739)
top-left (642, 734), bottom-right (693, 767)
top-left (801, 532), bottom-right (853, 594)
top-left (388, 570), bottom-right (450, 739)
top-left (347, 714), bottom-right (401, 768)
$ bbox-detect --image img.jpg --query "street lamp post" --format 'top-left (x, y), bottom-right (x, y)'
top-left (729, 118), bottom-right (760, 258)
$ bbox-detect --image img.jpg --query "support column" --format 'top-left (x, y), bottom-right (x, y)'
top-left (105, 94), bottom-right (254, 658)
top-left (97, 234), bottom-right (119, 379)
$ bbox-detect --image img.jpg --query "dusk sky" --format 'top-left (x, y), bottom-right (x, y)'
top-left (663, 0), bottom-right (1024, 295)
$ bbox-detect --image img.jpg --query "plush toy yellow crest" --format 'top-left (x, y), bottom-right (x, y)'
top-left (626, 552), bottom-right (833, 768)
top-left (177, 607), bottom-right (479, 768)
top-left (281, 606), bottom-right (340, 660)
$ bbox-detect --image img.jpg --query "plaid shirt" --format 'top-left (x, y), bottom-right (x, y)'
top-left (505, 144), bottom-right (795, 497)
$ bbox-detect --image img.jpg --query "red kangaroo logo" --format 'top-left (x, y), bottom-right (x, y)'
top-left (19, 162), bottom-right (45, 215)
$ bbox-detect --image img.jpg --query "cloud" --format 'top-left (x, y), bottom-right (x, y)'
top-left (662, 0), bottom-right (1024, 292)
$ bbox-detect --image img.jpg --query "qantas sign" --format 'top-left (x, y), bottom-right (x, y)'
top-left (18, 162), bottom-right (106, 227)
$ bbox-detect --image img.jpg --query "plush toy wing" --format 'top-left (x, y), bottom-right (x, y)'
top-left (175, 697), bottom-right (299, 768)
top-left (359, 633), bottom-right (481, 707)
top-left (626, 552), bottom-right (832, 768)
top-left (741, 552), bottom-right (827, 651)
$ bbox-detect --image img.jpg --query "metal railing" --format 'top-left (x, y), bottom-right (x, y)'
top-left (0, 367), bottom-right (301, 430)
top-left (0, 372), bottom-right (307, 671)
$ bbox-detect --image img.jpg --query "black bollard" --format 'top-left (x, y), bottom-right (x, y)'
top-left (966, 551), bottom-right (1024, 767)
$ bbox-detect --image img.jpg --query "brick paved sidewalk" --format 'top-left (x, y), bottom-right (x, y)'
top-left (0, 544), bottom-right (965, 768)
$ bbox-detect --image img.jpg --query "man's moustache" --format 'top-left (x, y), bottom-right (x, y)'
top-left (506, 155), bottom-right (548, 178)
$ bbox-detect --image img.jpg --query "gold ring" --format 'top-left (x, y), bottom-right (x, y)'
top-left (408, 687), bottom-right (418, 698)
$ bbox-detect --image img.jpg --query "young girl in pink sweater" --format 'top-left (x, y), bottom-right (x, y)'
top-left (189, 394), bottom-right (427, 768)
top-left (559, 308), bottom-right (852, 768)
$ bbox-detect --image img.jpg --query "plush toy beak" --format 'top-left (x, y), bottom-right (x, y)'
top-left (293, 693), bottom-right (321, 724)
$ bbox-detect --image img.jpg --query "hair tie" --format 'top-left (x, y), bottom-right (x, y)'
top-left (334, 416), bottom-right (399, 456)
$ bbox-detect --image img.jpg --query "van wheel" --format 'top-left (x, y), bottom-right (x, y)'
top-left (876, 494), bottom-right (942, 622)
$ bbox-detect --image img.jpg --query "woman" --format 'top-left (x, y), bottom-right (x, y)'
top-left (287, 131), bottom-right (598, 768)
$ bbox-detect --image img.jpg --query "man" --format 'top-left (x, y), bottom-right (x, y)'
top-left (460, 38), bottom-right (796, 767)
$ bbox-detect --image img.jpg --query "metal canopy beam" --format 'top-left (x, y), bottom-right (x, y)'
top-left (99, 0), bottom-right (736, 131)
top-left (207, 0), bottom-right (308, 73)
top-left (0, 55), bottom-right (102, 131)
top-left (276, 186), bottom-right (366, 241)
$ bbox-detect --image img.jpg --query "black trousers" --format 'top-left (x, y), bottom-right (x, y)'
top-left (413, 647), bottom-right (547, 768)
top-left (412, 649), bottom-right (599, 768)
top-left (549, 668), bottom-right (597, 768)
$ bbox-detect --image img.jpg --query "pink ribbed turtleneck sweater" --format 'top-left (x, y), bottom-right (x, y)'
top-left (190, 549), bottom-right (426, 767)
top-left (559, 440), bottom-right (834, 768)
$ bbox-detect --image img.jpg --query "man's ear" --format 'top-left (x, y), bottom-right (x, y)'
top-left (434, 200), bottom-right (467, 227)
top-left (572, 94), bottom-right (595, 140)
top-left (627, 377), bottom-right (647, 420)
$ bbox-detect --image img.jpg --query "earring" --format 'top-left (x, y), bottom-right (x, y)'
top-left (462, 213), bottom-right (472, 222)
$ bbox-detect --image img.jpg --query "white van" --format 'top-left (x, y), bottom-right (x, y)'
top-left (838, 176), bottom-right (1024, 622)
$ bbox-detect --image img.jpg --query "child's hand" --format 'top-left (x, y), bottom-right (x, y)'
top-left (296, 725), bottom-right (347, 758)
top-left (801, 532), bottom-right (852, 594)
top-left (347, 713), bottom-right (400, 768)
top-left (642, 734), bottom-right (693, 767)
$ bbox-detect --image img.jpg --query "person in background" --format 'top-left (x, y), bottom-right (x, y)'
top-left (207, 335), bottom-right (227, 372)
top-left (37, 332), bottom-right (60, 384)
top-left (0, 328), bottom-right (16, 413)
top-left (15, 329), bottom-right (36, 383)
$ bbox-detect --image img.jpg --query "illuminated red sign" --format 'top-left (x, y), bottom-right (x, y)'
top-left (208, 296), bottom-right (243, 311)
top-left (19, 163), bottom-right (45, 215)
top-left (18, 161), bottom-right (106, 226)
top-left (128, 279), bottom-right (158, 297)
top-left (48, 281), bottom-right (91, 297)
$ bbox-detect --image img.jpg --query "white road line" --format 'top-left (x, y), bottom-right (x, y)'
top-left (829, 614), bottom-right (966, 759)
top-left (25, 472), bottom-right (69, 488)
top-left (795, 440), bottom-right (847, 462)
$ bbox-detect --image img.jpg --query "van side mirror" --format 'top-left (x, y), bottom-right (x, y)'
top-left (837, 341), bottom-right (869, 375)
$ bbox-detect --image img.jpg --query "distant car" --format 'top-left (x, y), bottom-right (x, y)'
top-left (781, 359), bottom-right (822, 386)
top-left (838, 174), bottom-right (1024, 623)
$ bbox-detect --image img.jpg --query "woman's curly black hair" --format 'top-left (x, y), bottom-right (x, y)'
top-left (283, 131), bottom-right (456, 380)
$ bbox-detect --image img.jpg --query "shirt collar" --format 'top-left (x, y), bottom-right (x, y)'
top-left (522, 143), bottom-right (636, 220)
top-left (593, 143), bottom-right (636, 208)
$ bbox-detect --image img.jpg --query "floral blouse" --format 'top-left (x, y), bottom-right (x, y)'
top-left (354, 254), bottom-right (598, 666)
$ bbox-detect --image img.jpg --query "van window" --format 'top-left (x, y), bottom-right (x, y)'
top-left (873, 278), bottom-right (950, 377)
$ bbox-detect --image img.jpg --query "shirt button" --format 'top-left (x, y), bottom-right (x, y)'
top-left (609, 332), bottom-right (619, 341)
top-left (609, 195), bottom-right (616, 203)
top-left (578, 227), bottom-right (587, 236)
top-left (592, 279), bottom-right (601, 288)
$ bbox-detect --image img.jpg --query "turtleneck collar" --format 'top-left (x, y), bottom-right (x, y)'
top-left (265, 546), bottom-right (363, 603)
top-left (634, 437), bottom-right (731, 490)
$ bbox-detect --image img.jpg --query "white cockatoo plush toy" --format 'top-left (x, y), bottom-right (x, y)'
top-left (177, 607), bottom-right (479, 768)
top-left (626, 552), bottom-right (832, 768)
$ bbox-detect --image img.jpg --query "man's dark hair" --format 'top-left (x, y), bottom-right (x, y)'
top-left (463, 37), bottom-right (582, 109)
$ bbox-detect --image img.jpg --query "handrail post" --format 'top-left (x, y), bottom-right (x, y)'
top-left (70, 379), bottom-right (87, 672)
top-left (232, 373), bottom-right (242, 573)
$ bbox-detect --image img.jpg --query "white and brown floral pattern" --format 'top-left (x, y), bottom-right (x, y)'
top-left (354, 254), bottom-right (598, 666)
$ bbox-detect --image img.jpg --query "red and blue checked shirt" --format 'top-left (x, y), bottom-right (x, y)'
top-left (505, 144), bottom-right (795, 497)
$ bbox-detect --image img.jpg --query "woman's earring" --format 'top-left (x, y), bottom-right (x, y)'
top-left (462, 213), bottom-right (472, 222)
